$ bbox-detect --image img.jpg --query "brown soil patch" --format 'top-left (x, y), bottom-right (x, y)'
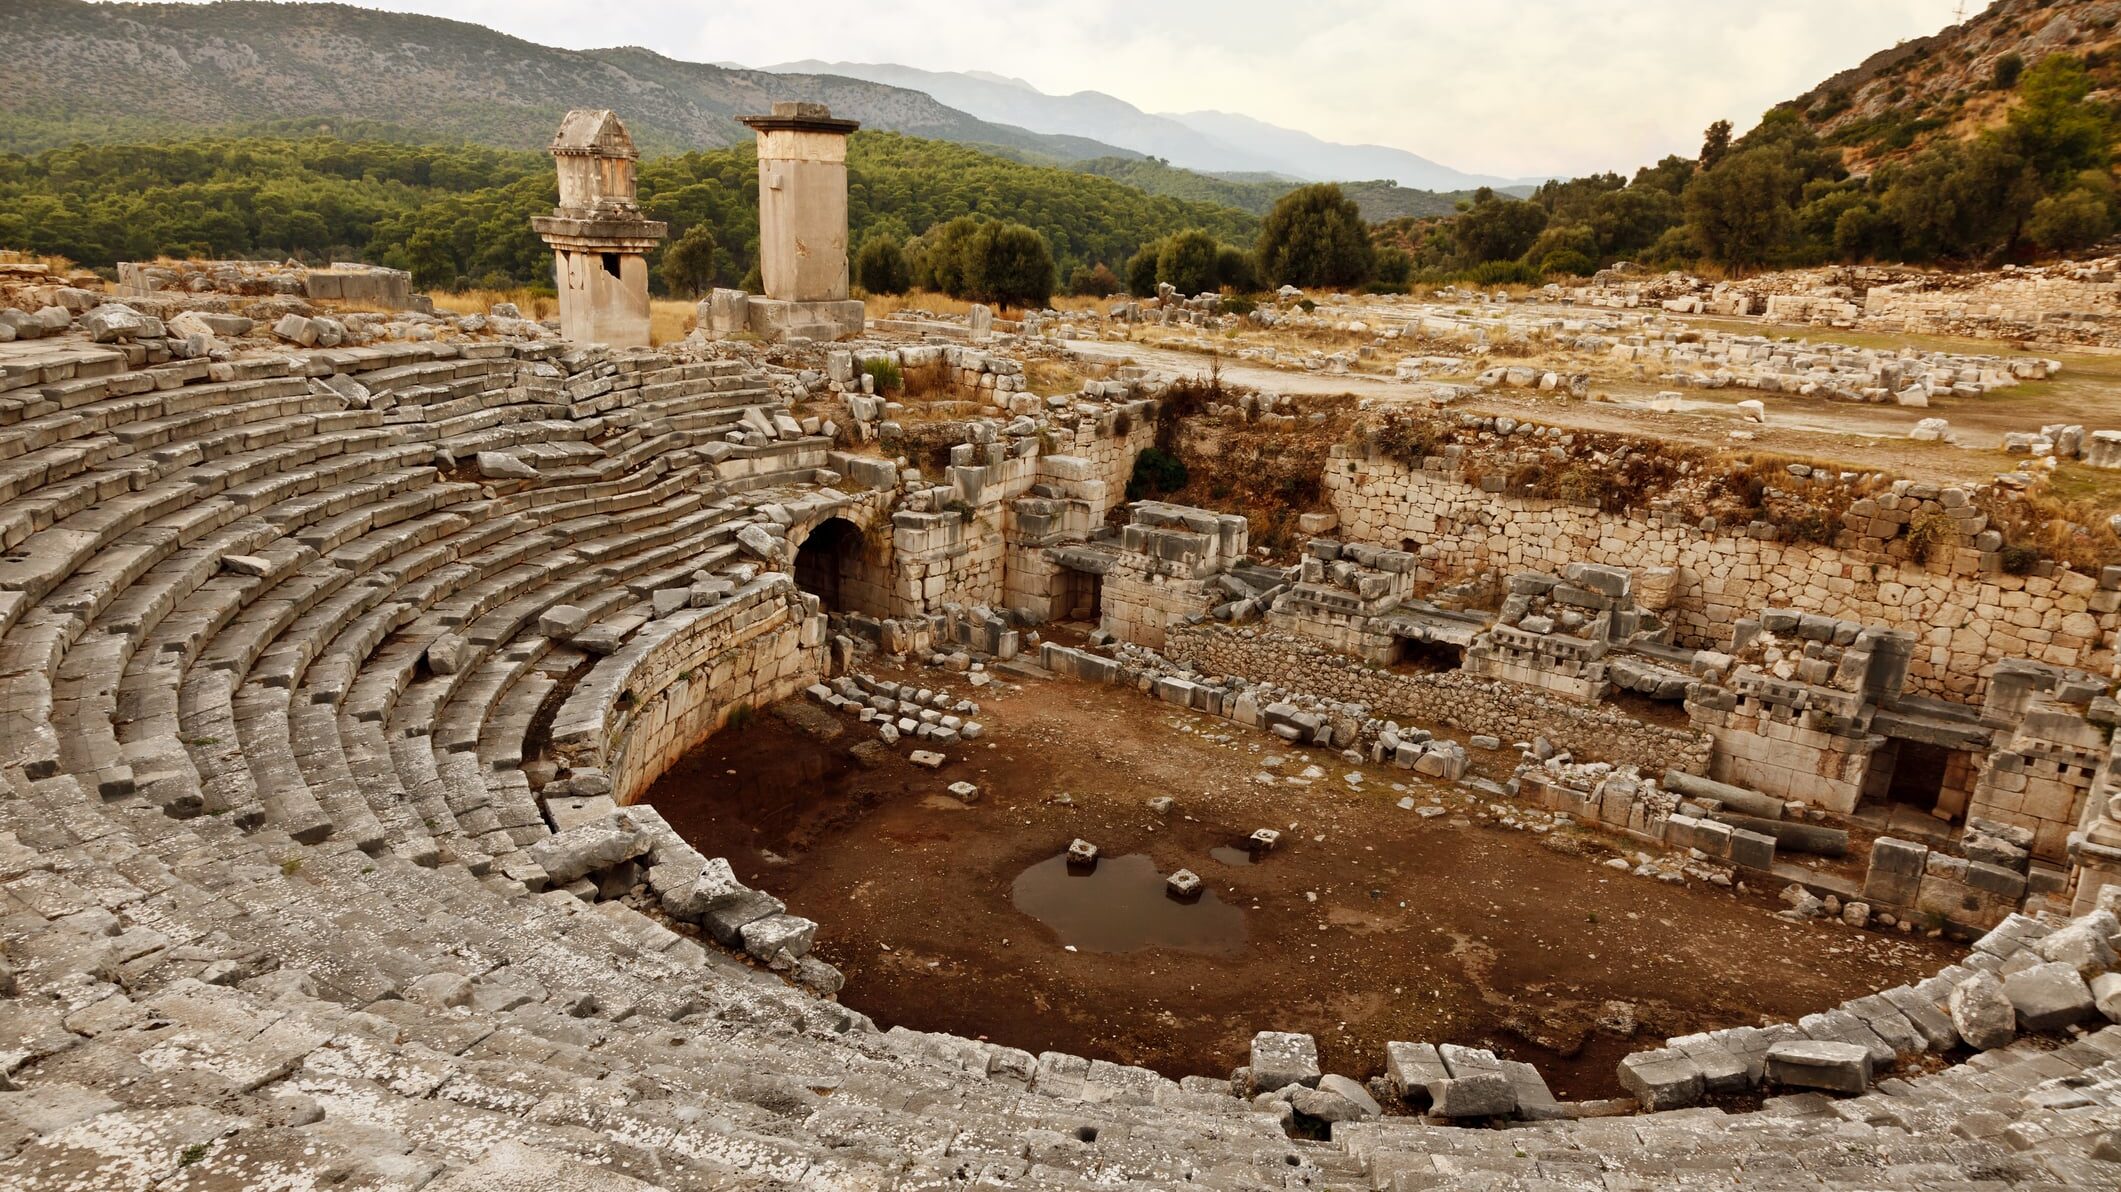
top-left (642, 662), bottom-right (1961, 1101)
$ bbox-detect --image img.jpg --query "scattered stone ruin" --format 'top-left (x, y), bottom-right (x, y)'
top-left (2, 108), bottom-right (2121, 1189)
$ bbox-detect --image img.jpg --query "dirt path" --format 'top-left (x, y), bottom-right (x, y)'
top-left (1069, 315), bottom-right (2120, 489)
top-left (643, 663), bottom-right (1960, 1101)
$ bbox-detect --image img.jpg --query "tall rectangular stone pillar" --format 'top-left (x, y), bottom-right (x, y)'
top-left (737, 102), bottom-right (866, 342)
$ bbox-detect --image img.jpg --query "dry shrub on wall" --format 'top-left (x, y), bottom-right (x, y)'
top-left (1359, 411), bottom-right (1456, 469)
top-left (1978, 487), bottom-right (2121, 573)
top-left (1703, 454), bottom-right (1881, 545)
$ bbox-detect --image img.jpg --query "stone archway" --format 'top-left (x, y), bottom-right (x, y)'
top-left (794, 517), bottom-right (868, 613)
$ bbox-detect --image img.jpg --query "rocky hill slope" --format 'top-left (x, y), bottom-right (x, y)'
top-left (1, 0), bottom-right (1134, 162)
top-left (1790, 0), bottom-right (2121, 166)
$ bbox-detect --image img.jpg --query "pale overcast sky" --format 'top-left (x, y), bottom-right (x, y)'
top-left (148, 0), bottom-right (1970, 177)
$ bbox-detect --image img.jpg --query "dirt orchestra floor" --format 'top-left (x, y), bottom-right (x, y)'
top-left (642, 662), bottom-right (1961, 1101)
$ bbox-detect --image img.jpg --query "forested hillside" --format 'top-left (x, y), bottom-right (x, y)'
top-left (2, 0), bottom-right (1129, 163)
top-left (0, 131), bottom-right (1257, 294)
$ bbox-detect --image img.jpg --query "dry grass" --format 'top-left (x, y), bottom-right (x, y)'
top-left (859, 289), bottom-right (1108, 322)
top-left (649, 300), bottom-right (694, 346)
top-left (0, 248), bottom-right (73, 272)
top-left (431, 288), bottom-right (696, 346)
top-left (431, 287), bottom-right (558, 321)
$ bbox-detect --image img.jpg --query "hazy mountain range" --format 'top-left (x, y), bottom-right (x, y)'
top-left (764, 60), bottom-right (1549, 192)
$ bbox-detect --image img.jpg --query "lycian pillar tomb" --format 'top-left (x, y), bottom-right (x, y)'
top-left (718, 101), bottom-right (866, 342)
top-left (531, 109), bottom-right (667, 348)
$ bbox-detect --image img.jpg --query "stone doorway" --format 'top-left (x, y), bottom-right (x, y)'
top-left (1863, 738), bottom-right (1978, 835)
top-left (1055, 567), bottom-right (1103, 623)
top-left (794, 517), bottom-right (867, 613)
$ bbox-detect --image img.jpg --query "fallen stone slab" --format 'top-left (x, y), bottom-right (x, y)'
top-left (1383, 1041), bottom-right (1449, 1106)
top-left (2003, 961), bottom-right (2099, 1031)
top-left (1764, 1040), bottom-right (1872, 1094)
top-left (1617, 1048), bottom-right (1703, 1111)
top-left (739, 913), bottom-right (817, 963)
top-left (527, 820), bottom-right (651, 886)
top-left (1429, 1071), bottom-right (1516, 1118)
top-left (1949, 971), bottom-right (2017, 1050)
top-left (538, 605), bottom-right (589, 638)
top-left (1289, 1074), bottom-right (1380, 1122)
top-left (1249, 1031), bottom-right (1320, 1093)
top-left (477, 451), bottom-right (540, 480)
top-left (2034, 912), bottom-right (2119, 978)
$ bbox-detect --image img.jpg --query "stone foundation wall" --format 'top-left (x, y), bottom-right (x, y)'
top-left (548, 577), bottom-right (825, 805)
top-left (1685, 697), bottom-right (1875, 813)
top-left (1325, 457), bottom-right (2120, 702)
top-left (1165, 625), bottom-right (1712, 774)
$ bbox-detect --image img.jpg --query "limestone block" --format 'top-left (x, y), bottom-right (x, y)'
top-left (1617, 1048), bottom-right (1703, 1110)
top-left (83, 303), bottom-right (159, 343)
top-left (476, 451), bottom-right (540, 480)
top-left (739, 913), bottom-right (817, 962)
top-left (2003, 962), bottom-right (2098, 1031)
top-left (1383, 1041), bottom-right (1449, 1102)
top-left (2033, 912), bottom-right (2119, 977)
top-left (1764, 1040), bottom-right (1871, 1093)
top-left (527, 820), bottom-right (652, 885)
top-left (1249, 1031), bottom-right (1320, 1093)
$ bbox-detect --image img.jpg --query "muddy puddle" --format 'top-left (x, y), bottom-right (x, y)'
top-left (1011, 852), bottom-right (1246, 955)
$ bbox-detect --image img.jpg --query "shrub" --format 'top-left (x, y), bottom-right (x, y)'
top-left (1125, 242), bottom-right (1162, 296)
top-left (1156, 228), bottom-right (1221, 294)
top-left (1067, 262), bottom-right (1123, 297)
top-left (1256, 183), bottom-right (1374, 289)
top-left (2028, 188), bottom-right (2113, 251)
top-left (1373, 246), bottom-right (1414, 286)
top-left (1215, 244), bottom-right (1259, 291)
top-left (1365, 413), bottom-right (1449, 467)
top-left (1467, 259), bottom-right (1541, 286)
top-left (1905, 511), bottom-right (1958, 564)
top-left (861, 357), bottom-right (903, 393)
top-left (1555, 464), bottom-right (1616, 508)
top-left (2000, 544), bottom-right (2042, 575)
top-left (1994, 52), bottom-right (2025, 90)
top-left (855, 237), bottom-right (911, 294)
top-left (1126, 446), bottom-right (1189, 500)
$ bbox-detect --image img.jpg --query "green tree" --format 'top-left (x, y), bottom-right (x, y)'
top-left (960, 221), bottom-right (1055, 308)
top-left (854, 237), bottom-right (910, 294)
top-left (1156, 228), bottom-right (1221, 294)
top-left (1255, 183), bottom-right (1374, 288)
top-left (1683, 146), bottom-right (1799, 266)
top-left (1700, 120), bottom-right (1734, 170)
top-left (1880, 138), bottom-right (2040, 260)
top-left (1454, 191), bottom-right (1549, 264)
top-left (2028, 188), bottom-right (2113, 251)
top-left (658, 222), bottom-right (718, 298)
top-left (1125, 242), bottom-right (1162, 296)
top-left (2003, 55), bottom-right (2110, 187)
top-left (1523, 222), bottom-right (1599, 276)
top-left (1373, 246), bottom-right (1414, 286)
top-left (404, 227), bottom-right (457, 290)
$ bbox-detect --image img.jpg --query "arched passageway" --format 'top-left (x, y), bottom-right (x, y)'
top-left (794, 517), bottom-right (868, 613)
